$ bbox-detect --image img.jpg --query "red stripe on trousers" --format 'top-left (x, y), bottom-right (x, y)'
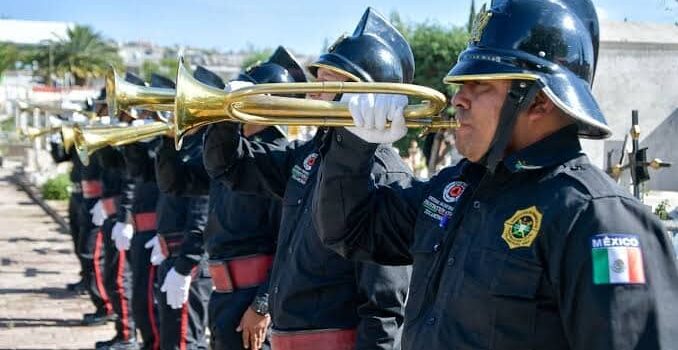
top-left (148, 265), bottom-right (160, 350)
top-left (180, 301), bottom-right (189, 350)
top-left (93, 230), bottom-right (112, 314)
top-left (117, 250), bottom-right (130, 340)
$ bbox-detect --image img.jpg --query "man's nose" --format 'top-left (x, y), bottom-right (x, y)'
top-left (451, 86), bottom-right (470, 111)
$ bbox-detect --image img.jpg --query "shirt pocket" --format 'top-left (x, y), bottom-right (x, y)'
top-left (405, 222), bottom-right (444, 321)
top-left (489, 252), bottom-right (543, 350)
top-left (279, 185), bottom-right (305, 238)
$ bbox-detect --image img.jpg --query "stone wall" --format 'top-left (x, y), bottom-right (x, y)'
top-left (583, 39), bottom-right (678, 191)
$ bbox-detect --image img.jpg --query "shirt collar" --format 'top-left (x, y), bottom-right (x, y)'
top-left (503, 124), bottom-right (583, 173)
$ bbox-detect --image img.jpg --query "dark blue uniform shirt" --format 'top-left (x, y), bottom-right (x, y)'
top-left (314, 125), bottom-right (678, 350)
top-left (203, 124), bottom-right (412, 350)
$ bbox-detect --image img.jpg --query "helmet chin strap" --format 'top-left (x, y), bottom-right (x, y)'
top-left (479, 80), bottom-right (542, 174)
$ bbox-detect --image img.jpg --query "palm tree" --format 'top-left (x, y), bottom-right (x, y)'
top-left (32, 25), bottom-right (121, 86)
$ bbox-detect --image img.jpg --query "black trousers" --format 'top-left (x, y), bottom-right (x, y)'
top-left (130, 231), bottom-right (161, 350)
top-left (102, 217), bottom-right (136, 341)
top-left (209, 287), bottom-right (271, 350)
top-left (78, 199), bottom-right (112, 315)
top-left (68, 192), bottom-right (85, 278)
top-left (157, 257), bottom-right (212, 350)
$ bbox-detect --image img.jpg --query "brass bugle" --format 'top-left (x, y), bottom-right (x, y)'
top-left (74, 122), bottom-right (172, 165)
top-left (18, 126), bottom-right (62, 140)
top-left (106, 67), bottom-right (175, 118)
top-left (174, 57), bottom-right (455, 149)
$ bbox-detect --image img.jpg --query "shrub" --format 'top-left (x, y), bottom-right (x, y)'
top-left (654, 200), bottom-right (671, 221)
top-left (41, 174), bottom-right (70, 200)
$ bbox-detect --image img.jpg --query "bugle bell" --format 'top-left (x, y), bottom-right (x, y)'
top-left (106, 67), bottom-right (175, 118)
top-left (74, 122), bottom-right (172, 165)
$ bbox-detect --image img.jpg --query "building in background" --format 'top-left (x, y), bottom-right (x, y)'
top-left (587, 20), bottom-right (678, 191)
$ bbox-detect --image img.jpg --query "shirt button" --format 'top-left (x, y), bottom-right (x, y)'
top-left (274, 286), bottom-right (279, 294)
top-left (447, 256), bottom-right (456, 266)
top-left (425, 316), bottom-right (436, 325)
top-left (336, 133), bottom-right (343, 143)
top-left (297, 199), bottom-right (302, 205)
top-left (473, 201), bottom-right (481, 209)
top-left (433, 243), bottom-right (441, 252)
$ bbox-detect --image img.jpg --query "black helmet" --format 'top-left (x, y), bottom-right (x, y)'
top-left (194, 65), bottom-right (225, 89)
top-left (150, 73), bottom-right (176, 89)
top-left (308, 7), bottom-right (414, 83)
top-left (445, 0), bottom-right (609, 139)
top-left (237, 46), bottom-right (307, 84)
top-left (124, 72), bottom-right (146, 86)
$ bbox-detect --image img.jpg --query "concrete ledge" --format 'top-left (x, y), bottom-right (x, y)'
top-left (10, 169), bottom-right (70, 233)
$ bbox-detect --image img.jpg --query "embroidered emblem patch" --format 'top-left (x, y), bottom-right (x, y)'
top-left (501, 206), bottom-right (542, 249)
top-left (591, 234), bottom-right (645, 285)
top-left (303, 153), bottom-right (318, 171)
top-left (422, 195), bottom-right (455, 222)
top-left (442, 181), bottom-right (466, 203)
top-left (292, 152), bottom-right (319, 185)
top-left (470, 3), bottom-right (493, 43)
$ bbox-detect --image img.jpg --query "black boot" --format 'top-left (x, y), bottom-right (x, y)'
top-left (66, 278), bottom-right (86, 293)
top-left (95, 336), bottom-right (119, 349)
top-left (82, 311), bottom-right (117, 326)
top-left (108, 340), bottom-right (140, 350)
top-left (96, 337), bottom-right (139, 350)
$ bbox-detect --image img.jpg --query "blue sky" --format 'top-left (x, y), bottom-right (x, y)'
top-left (2, 0), bottom-right (677, 54)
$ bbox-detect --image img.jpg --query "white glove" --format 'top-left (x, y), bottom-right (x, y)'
top-left (144, 235), bottom-right (167, 266)
top-left (225, 80), bottom-right (254, 92)
top-left (131, 119), bottom-right (147, 126)
top-left (89, 200), bottom-right (106, 226)
top-left (161, 267), bottom-right (191, 309)
top-left (343, 93), bottom-right (409, 144)
top-left (112, 222), bottom-right (134, 251)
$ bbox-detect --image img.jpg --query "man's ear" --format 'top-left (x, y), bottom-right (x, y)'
top-left (527, 92), bottom-right (556, 121)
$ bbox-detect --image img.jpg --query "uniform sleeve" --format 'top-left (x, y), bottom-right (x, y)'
top-left (173, 195), bottom-right (210, 276)
top-left (49, 140), bottom-right (70, 163)
top-left (354, 262), bottom-right (410, 350)
top-left (551, 195), bottom-right (678, 349)
top-left (253, 198), bottom-right (282, 302)
top-left (203, 122), bottom-right (294, 199)
top-left (116, 175), bottom-right (135, 224)
top-left (155, 137), bottom-right (210, 196)
top-left (313, 128), bottom-right (428, 266)
top-left (116, 147), bottom-right (136, 224)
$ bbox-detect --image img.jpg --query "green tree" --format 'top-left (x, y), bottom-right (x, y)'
top-left (391, 19), bottom-right (469, 154)
top-left (0, 43), bottom-right (19, 78)
top-left (241, 49), bottom-right (272, 70)
top-left (467, 0), bottom-right (477, 33)
top-left (31, 25), bottom-right (121, 85)
top-left (160, 57), bottom-right (179, 78)
top-left (141, 57), bottom-right (180, 82)
top-left (141, 60), bottom-right (160, 81)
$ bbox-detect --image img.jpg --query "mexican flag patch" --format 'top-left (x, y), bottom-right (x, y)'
top-left (591, 234), bottom-right (645, 285)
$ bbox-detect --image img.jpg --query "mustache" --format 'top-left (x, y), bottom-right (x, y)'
top-left (454, 110), bottom-right (471, 125)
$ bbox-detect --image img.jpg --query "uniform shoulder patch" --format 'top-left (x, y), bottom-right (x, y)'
top-left (502, 206), bottom-right (542, 249)
top-left (291, 152), bottom-right (319, 185)
top-left (591, 233), bottom-right (645, 285)
top-left (303, 153), bottom-right (318, 171)
top-left (442, 181), bottom-right (466, 203)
